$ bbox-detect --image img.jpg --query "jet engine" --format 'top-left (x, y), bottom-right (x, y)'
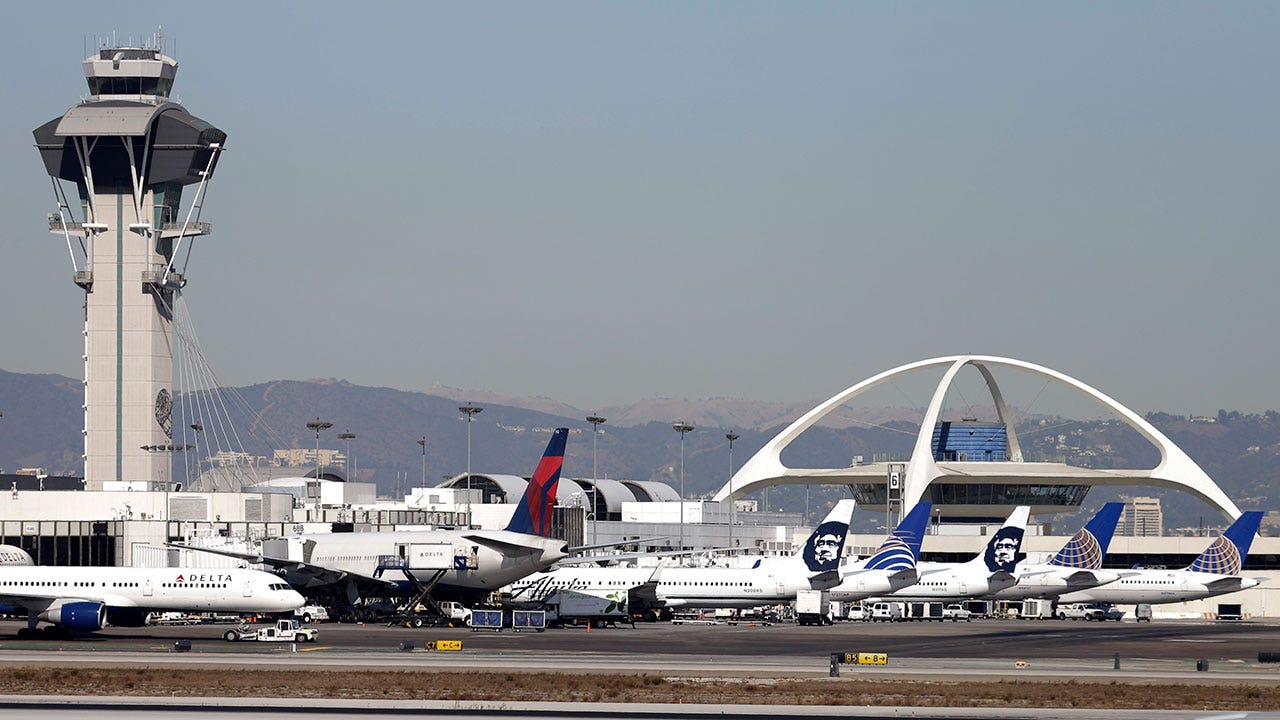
top-left (38, 600), bottom-right (106, 631)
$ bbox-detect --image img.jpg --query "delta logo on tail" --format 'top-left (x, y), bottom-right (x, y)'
top-left (801, 499), bottom-right (855, 573)
top-left (1188, 511), bottom-right (1263, 576)
top-left (504, 428), bottom-right (569, 537)
top-left (864, 502), bottom-right (932, 571)
top-left (1049, 502), bottom-right (1124, 570)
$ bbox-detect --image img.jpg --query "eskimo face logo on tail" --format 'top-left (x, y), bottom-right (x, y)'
top-left (984, 527), bottom-right (1024, 573)
top-left (802, 521), bottom-right (849, 572)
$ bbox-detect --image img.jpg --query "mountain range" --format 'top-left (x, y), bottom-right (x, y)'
top-left (2, 369), bottom-right (1277, 532)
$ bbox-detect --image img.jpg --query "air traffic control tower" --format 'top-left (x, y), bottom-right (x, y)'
top-left (33, 39), bottom-right (226, 490)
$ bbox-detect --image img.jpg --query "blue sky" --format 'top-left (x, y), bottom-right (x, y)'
top-left (1, 2), bottom-right (1276, 414)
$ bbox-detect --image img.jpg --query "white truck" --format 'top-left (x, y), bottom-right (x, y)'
top-left (293, 605), bottom-right (329, 624)
top-left (223, 618), bottom-right (318, 643)
top-left (795, 590), bottom-right (832, 626)
top-left (545, 589), bottom-right (631, 627)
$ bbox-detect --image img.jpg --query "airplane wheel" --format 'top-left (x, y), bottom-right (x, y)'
top-left (224, 631), bottom-right (238, 642)
top-left (412, 617), bottom-right (424, 628)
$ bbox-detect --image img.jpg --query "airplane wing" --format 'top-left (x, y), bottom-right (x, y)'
top-left (0, 590), bottom-right (129, 609)
top-left (808, 570), bottom-right (840, 589)
top-left (171, 543), bottom-right (396, 592)
top-left (568, 537), bottom-right (668, 553)
top-left (1063, 570), bottom-right (1109, 585)
top-left (988, 570), bottom-right (1015, 585)
top-left (888, 568), bottom-right (919, 582)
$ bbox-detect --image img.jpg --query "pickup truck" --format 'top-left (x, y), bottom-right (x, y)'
top-left (942, 604), bottom-right (972, 622)
top-left (223, 619), bottom-right (319, 642)
top-left (1056, 603), bottom-right (1124, 622)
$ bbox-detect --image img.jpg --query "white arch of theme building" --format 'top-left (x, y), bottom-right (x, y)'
top-left (712, 355), bottom-right (1241, 520)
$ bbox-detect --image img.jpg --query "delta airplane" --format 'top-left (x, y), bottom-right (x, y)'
top-left (504, 499), bottom-right (857, 610)
top-left (0, 565), bottom-right (304, 637)
top-left (183, 429), bottom-right (576, 604)
top-left (880, 505), bottom-right (1031, 601)
top-left (1059, 510), bottom-right (1266, 606)
top-left (987, 502), bottom-right (1124, 601)
top-left (826, 502), bottom-right (932, 603)
top-left (0, 545), bottom-right (33, 565)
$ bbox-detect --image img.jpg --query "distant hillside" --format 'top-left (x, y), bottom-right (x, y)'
top-left (1, 370), bottom-right (1276, 532)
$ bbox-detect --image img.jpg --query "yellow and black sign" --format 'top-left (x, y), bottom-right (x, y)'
top-left (424, 640), bottom-right (464, 651)
top-left (842, 652), bottom-right (888, 665)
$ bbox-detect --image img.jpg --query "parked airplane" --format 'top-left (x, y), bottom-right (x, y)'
top-left (0, 566), bottom-right (304, 637)
top-left (181, 429), bottom-right (576, 605)
top-left (826, 502), bottom-right (932, 603)
top-left (987, 502), bottom-right (1124, 601)
top-left (0, 545), bottom-right (33, 566)
top-left (879, 506), bottom-right (1031, 601)
top-left (504, 499), bottom-right (857, 611)
top-left (1058, 511), bottom-right (1266, 606)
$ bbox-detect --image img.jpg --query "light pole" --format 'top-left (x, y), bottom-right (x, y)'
top-left (305, 418), bottom-right (332, 485)
top-left (416, 437), bottom-right (427, 495)
top-left (586, 414), bottom-right (606, 545)
top-left (459, 403), bottom-right (483, 525)
top-left (725, 431), bottom-right (739, 548)
top-left (673, 421), bottom-right (694, 550)
top-left (338, 431), bottom-right (355, 481)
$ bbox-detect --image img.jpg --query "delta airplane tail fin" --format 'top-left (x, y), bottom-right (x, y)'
top-left (966, 505), bottom-right (1030, 574)
top-left (1188, 511), bottom-right (1264, 575)
top-left (862, 502), bottom-right (932, 572)
top-left (504, 428), bottom-right (569, 537)
top-left (1049, 502), bottom-right (1124, 570)
top-left (793, 499), bottom-right (856, 574)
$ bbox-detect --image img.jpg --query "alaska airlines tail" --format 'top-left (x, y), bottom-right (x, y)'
top-left (1188, 511), bottom-right (1264, 575)
top-left (863, 502), bottom-right (932, 572)
top-left (965, 506), bottom-right (1030, 574)
top-left (793, 499), bottom-right (856, 573)
top-left (1049, 502), bottom-right (1123, 570)
top-left (504, 428), bottom-right (569, 537)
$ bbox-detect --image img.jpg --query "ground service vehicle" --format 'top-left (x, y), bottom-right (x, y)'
top-left (293, 605), bottom-right (329, 623)
top-left (1057, 603), bottom-right (1123, 621)
top-left (795, 590), bottom-right (831, 625)
top-left (870, 602), bottom-right (904, 622)
top-left (942, 604), bottom-right (972, 621)
top-left (223, 619), bottom-right (318, 642)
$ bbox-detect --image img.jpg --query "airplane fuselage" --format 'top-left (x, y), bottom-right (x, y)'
top-left (884, 562), bottom-right (1016, 601)
top-left (1059, 569), bottom-right (1260, 605)
top-left (987, 564), bottom-right (1121, 601)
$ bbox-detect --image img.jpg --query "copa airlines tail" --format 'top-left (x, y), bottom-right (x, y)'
top-left (1188, 511), bottom-right (1263, 575)
top-left (863, 502), bottom-right (932, 572)
top-left (505, 428), bottom-right (568, 537)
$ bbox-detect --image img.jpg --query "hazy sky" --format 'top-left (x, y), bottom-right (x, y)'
top-left (1, 2), bottom-right (1276, 415)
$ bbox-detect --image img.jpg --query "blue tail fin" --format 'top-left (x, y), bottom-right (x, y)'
top-left (795, 499), bottom-right (855, 572)
top-left (1188, 511), bottom-right (1263, 575)
top-left (864, 502), bottom-right (932, 571)
top-left (504, 428), bottom-right (568, 537)
top-left (1050, 502), bottom-right (1123, 570)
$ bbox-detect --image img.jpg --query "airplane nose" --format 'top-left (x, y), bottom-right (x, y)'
top-left (285, 590), bottom-right (305, 609)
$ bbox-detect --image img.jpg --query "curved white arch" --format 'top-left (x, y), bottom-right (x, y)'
top-left (713, 355), bottom-right (1240, 520)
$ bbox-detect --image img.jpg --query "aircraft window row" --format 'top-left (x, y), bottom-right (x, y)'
top-left (662, 581), bottom-right (754, 587)
top-left (161, 583), bottom-right (227, 588)
top-left (0, 580), bottom-right (120, 588)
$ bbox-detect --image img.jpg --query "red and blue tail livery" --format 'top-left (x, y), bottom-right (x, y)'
top-left (505, 428), bottom-right (569, 537)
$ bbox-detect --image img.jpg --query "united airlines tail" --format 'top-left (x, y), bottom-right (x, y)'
top-left (862, 502), bottom-right (932, 572)
top-left (504, 428), bottom-right (569, 537)
top-left (792, 499), bottom-right (856, 573)
top-left (1188, 511), bottom-right (1263, 576)
top-left (1049, 502), bottom-right (1124, 570)
top-left (965, 506), bottom-right (1030, 574)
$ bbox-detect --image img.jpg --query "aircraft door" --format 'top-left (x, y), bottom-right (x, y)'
top-left (143, 578), bottom-right (153, 597)
top-left (243, 579), bottom-right (254, 597)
